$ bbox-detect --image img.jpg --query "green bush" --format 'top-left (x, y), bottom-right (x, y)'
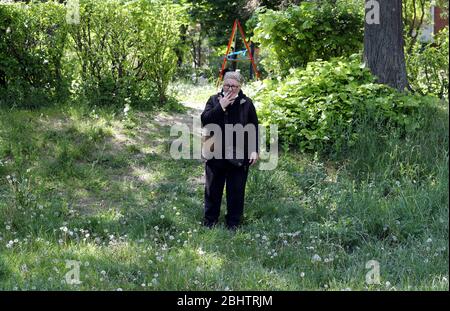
top-left (252, 2), bottom-right (363, 76)
top-left (0, 0), bottom-right (184, 109)
top-left (68, 0), bottom-right (184, 107)
top-left (406, 27), bottom-right (449, 100)
top-left (0, 2), bottom-right (68, 108)
top-left (256, 54), bottom-right (439, 153)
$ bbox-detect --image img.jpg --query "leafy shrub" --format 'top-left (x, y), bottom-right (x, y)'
top-left (68, 0), bottom-right (184, 107)
top-left (0, 2), bottom-right (68, 108)
top-left (256, 54), bottom-right (438, 153)
top-left (406, 27), bottom-right (449, 100)
top-left (252, 2), bottom-right (363, 76)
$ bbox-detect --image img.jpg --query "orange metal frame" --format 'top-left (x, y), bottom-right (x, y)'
top-left (217, 19), bottom-right (260, 86)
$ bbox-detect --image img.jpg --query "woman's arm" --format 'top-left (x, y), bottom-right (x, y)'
top-left (201, 96), bottom-right (225, 126)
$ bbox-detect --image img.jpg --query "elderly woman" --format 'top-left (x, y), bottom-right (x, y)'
top-left (200, 71), bottom-right (259, 231)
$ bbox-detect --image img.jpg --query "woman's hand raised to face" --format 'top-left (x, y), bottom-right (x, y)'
top-left (219, 91), bottom-right (236, 110)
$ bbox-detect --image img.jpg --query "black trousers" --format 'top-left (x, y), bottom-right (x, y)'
top-left (204, 159), bottom-right (249, 228)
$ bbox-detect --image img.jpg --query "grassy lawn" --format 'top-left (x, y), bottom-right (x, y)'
top-left (0, 85), bottom-right (448, 291)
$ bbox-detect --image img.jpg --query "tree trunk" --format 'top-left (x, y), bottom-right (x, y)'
top-left (197, 35), bottom-right (202, 68)
top-left (364, 0), bottom-right (408, 91)
top-left (175, 24), bottom-right (187, 67)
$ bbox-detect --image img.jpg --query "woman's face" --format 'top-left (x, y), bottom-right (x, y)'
top-left (223, 79), bottom-right (240, 97)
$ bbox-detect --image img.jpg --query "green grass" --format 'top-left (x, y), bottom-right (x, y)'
top-left (0, 90), bottom-right (448, 291)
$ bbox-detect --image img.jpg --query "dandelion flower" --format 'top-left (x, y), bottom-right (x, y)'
top-left (312, 254), bottom-right (322, 262)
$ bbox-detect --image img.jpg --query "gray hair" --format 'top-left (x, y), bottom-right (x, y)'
top-left (223, 71), bottom-right (242, 84)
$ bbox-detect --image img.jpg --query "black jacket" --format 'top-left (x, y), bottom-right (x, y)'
top-left (201, 90), bottom-right (259, 163)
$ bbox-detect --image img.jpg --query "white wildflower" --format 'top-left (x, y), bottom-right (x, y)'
top-left (312, 254), bottom-right (322, 262)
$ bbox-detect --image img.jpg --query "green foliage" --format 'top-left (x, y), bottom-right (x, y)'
top-left (135, 0), bottom-right (185, 105)
top-left (183, 0), bottom-right (252, 47)
top-left (0, 2), bottom-right (68, 108)
top-left (68, 0), bottom-right (185, 107)
top-left (0, 0), bottom-right (185, 109)
top-left (252, 2), bottom-right (363, 76)
top-left (402, 0), bottom-right (432, 47)
top-left (406, 27), bottom-right (449, 100)
top-left (256, 55), bottom-right (438, 153)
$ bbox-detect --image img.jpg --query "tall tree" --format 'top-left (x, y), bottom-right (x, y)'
top-left (364, 0), bottom-right (408, 91)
